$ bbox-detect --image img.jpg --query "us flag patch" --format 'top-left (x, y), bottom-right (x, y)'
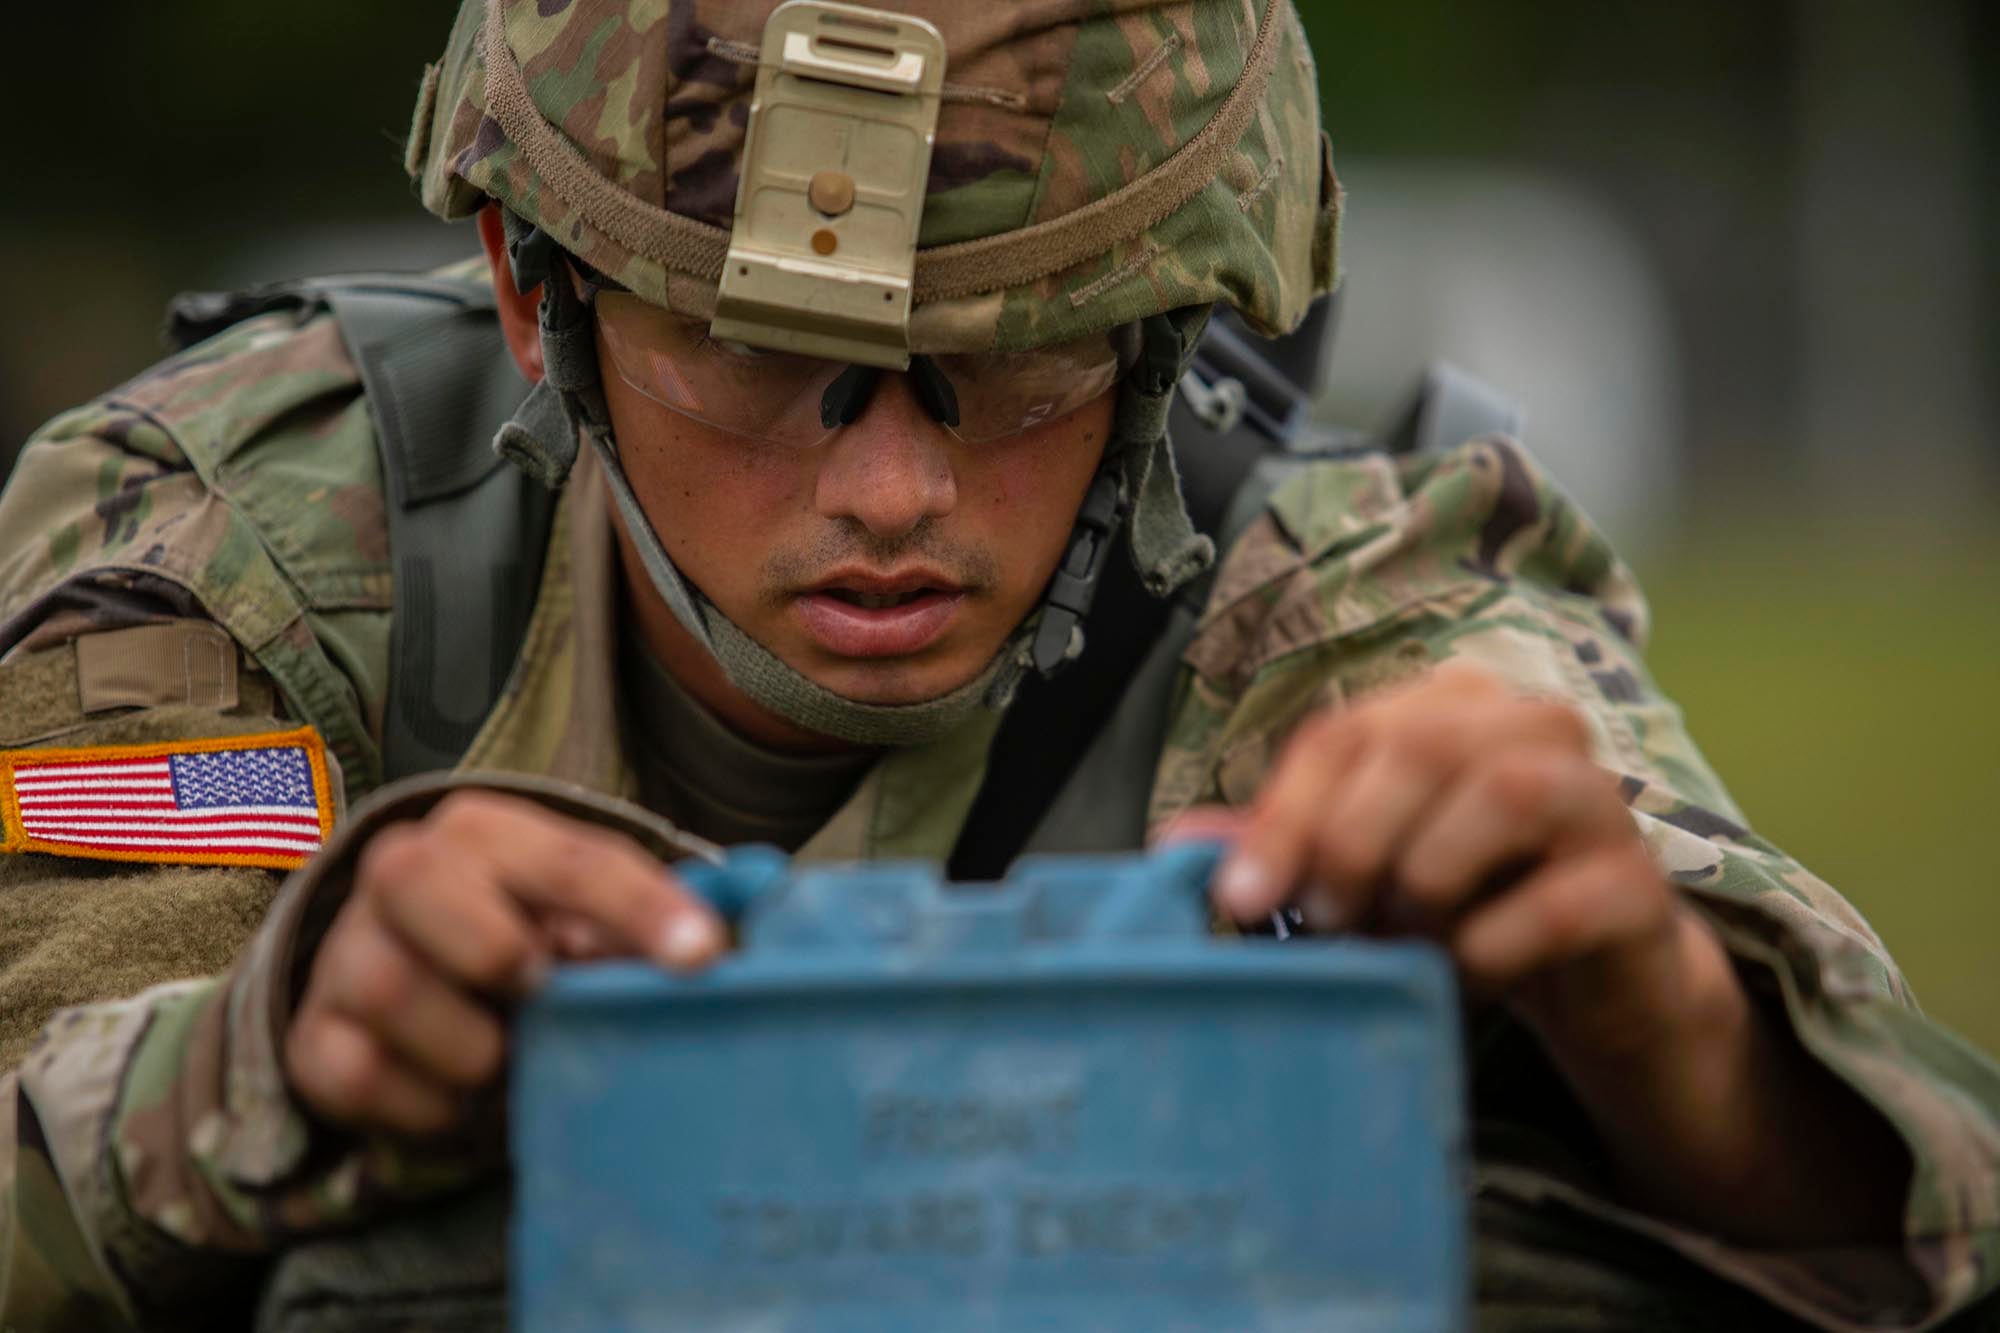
top-left (1, 727), bottom-right (334, 871)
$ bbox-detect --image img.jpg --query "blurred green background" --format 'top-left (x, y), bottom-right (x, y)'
top-left (2, 4), bottom-right (1994, 1049)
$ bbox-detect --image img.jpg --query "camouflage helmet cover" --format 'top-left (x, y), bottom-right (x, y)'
top-left (407, 0), bottom-right (1341, 355)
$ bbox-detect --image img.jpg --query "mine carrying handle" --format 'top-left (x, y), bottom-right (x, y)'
top-left (673, 846), bottom-right (792, 923)
top-left (672, 841), bottom-right (1228, 932)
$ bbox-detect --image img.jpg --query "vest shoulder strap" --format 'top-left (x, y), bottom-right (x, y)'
top-left (1375, 360), bottom-right (1528, 460)
top-left (951, 299), bottom-right (1526, 878)
top-left (167, 271), bottom-right (550, 782)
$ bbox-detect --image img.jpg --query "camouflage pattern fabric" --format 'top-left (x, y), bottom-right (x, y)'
top-left (407, 0), bottom-right (1340, 353)
top-left (0, 772), bottom-right (683, 1329)
top-left (0, 297), bottom-right (397, 798)
top-left (2, 301), bottom-right (1998, 1325)
top-left (3, 0), bottom-right (1992, 1325)
top-left (1153, 438), bottom-right (2000, 1327)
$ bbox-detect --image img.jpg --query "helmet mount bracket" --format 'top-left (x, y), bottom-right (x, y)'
top-left (710, 1), bottom-right (946, 370)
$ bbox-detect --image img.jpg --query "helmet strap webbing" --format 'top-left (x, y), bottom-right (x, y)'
top-left (1114, 305), bottom-right (1218, 596)
top-left (592, 425), bottom-right (1040, 747)
top-left (1028, 305), bottom-right (1218, 675)
top-left (488, 213), bottom-right (1214, 745)
top-left (492, 208), bottom-right (599, 487)
top-left (491, 213), bottom-right (1037, 747)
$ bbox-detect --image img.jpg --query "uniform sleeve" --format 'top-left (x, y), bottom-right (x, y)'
top-left (0, 298), bottom-right (393, 798)
top-left (0, 905), bottom-right (498, 1329)
top-left (1, 981), bottom-right (255, 1329)
top-left (0, 765), bottom-right (710, 1328)
top-left (0, 601), bottom-right (371, 1325)
top-left (1154, 437), bottom-right (2000, 1330)
top-left (0, 801), bottom-right (476, 1328)
top-left (0, 679), bottom-right (295, 1326)
top-left (0, 961), bottom-right (497, 1329)
top-left (0, 291), bottom-right (405, 1326)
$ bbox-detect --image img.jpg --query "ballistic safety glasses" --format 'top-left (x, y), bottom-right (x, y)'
top-left (592, 289), bottom-right (1137, 448)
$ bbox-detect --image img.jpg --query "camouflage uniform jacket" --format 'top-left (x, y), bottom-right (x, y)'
top-left (1, 289), bottom-right (1997, 1331)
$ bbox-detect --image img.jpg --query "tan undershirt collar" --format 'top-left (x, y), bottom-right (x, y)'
top-left (618, 625), bottom-right (878, 852)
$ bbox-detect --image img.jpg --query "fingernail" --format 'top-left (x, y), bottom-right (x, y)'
top-left (1216, 856), bottom-right (1271, 916)
top-left (1300, 881), bottom-right (1345, 933)
top-left (660, 913), bottom-right (723, 968)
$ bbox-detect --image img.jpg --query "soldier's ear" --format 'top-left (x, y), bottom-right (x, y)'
top-left (478, 203), bottom-right (546, 385)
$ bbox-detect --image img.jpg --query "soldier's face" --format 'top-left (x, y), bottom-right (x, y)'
top-left (598, 333), bottom-right (1113, 726)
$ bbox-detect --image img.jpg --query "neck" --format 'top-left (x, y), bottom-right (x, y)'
top-left (611, 521), bottom-right (861, 757)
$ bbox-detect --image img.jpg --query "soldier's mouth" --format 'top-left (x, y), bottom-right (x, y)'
top-left (824, 588), bottom-right (931, 610)
top-left (796, 572), bottom-right (966, 658)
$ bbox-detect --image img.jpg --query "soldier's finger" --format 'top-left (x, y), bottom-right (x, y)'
top-left (285, 1006), bottom-right (463, 1137)
top-left (1301, 704), bottom-right (1493, 925)
top-left (1151, 804), bottom-right (1248, 848)
top-left (1425, 660), bottom-right (1513, 699)
top-left (543, 911), bottom-right (620, 960)
top-left (1398, 749), bottom-right (1633, 915)
top-left (1222, 669), bottom-right (1508, 922)
top-left (1450, 842), bottom-right (1670, 993)
top-left (317, 905), bottom-right (509, 1090)
top-left (1215, 712), bottom-right (1366, 919)
top-left (426, 792), bottom-right (725, 970)
top-left (363, 828), bottom-right (550, 996)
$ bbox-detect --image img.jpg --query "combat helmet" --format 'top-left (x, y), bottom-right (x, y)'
top-left (405, 0), bottom-right (1341, 744)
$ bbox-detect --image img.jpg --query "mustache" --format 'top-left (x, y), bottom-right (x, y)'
top-left (759, 522), bottom-right (1000, 601)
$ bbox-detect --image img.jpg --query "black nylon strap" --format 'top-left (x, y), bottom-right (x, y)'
top-left (946, 371), bottom-right (1266, 883)
top-left (947, 296), bottom-right (1526, 884)
top-left (338, 290), bottom-right (552, 779)
top-left (164, 274), bottom-right (550, 783)
top-left (946, 296), bottom-right (1371, 882)
top-left (945, 522), bottom-right (1175, 883)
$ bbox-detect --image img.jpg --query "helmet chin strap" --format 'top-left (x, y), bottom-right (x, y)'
top-left (489, 212), bottom-right (1214, 748)
top-left (593, 429), bottom-right (1041, 747)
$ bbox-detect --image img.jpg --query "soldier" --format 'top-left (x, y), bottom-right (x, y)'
top-left (0, 1), bottom-right (1995, 1329)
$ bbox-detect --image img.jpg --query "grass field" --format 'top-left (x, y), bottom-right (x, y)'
top-left (1636, 518), bottom-right (2000, 1057)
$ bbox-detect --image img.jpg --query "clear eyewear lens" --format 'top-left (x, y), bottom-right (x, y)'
top-left (594, 291), bottom-right (1125, 447)
top-left (933, 339), bottom-right (1128, 443)
top-left (595, 292), bottom-right (842, 447)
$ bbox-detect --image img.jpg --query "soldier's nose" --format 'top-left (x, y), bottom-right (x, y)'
top-left (813, 375), bottom-right (958, 539)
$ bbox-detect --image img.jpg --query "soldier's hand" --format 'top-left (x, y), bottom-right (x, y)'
top-left (1174, 664), bottom-right (1916, 1244)
top-left (285, 790), bottom-right (726, 1136)
top-left (1186, 663), bottom-right (1730, 1061)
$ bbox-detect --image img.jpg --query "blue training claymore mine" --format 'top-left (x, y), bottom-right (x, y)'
top-left (512, 844), bottom-right (1466, 1332)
